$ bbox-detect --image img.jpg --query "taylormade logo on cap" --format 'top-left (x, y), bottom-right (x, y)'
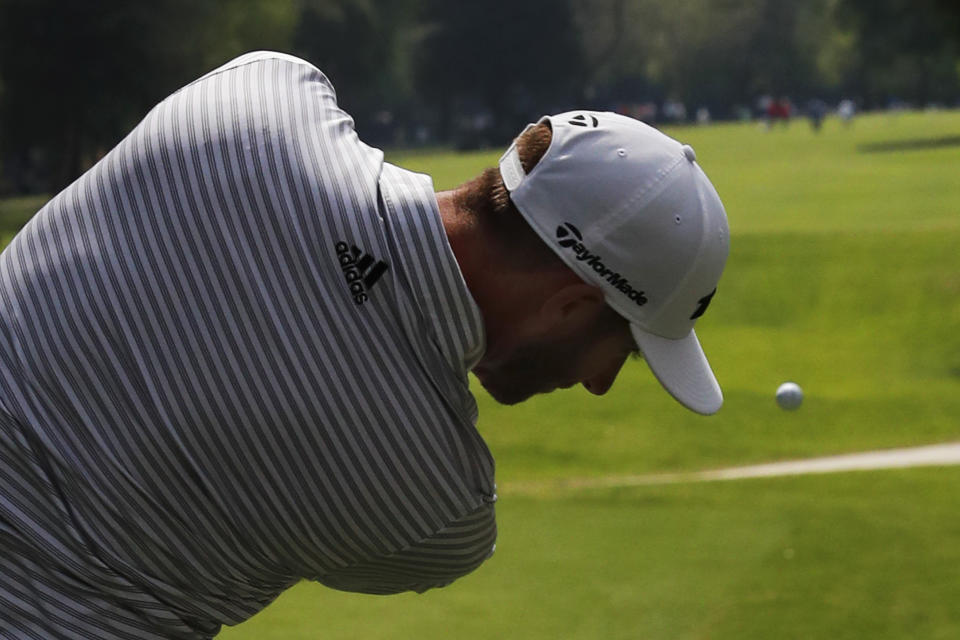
top-left (555, 223), bottom-right (648, 306)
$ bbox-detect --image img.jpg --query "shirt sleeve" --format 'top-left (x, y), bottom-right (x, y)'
top-left (315, 502), bottom-right (497, 595)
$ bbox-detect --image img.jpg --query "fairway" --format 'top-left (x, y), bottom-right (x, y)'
top-left (2, 110), bottom-right (958, 638)
top-left (219, 468), bottom-right (960, 640)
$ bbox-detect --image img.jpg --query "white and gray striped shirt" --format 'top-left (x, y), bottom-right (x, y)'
top-left (0, 52), bottom-right (496, 639)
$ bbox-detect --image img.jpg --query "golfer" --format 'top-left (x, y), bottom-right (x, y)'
top-left (0, 52), bottom-right (728, 638)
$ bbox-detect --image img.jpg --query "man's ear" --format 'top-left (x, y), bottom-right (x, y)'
top-left (535, 282), bottom-right (607, 334)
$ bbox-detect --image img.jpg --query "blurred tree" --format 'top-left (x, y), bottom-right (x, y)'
top-left (575, 0), bottom-right (847, 117)
top-left (838, 0), bottom-right (960, 106)
top-left (291, 0), bottom-right (422, 145)
top-left (577, 0), bottom-right (959, 115)
top-left (2, 0), bottom-right (959, 194)
top-left (413, 0), bottom-right (585, 145)
top-left (570, 0), bottom-right (630, 94)
top-left (0, 0), bottom-right (297, 193)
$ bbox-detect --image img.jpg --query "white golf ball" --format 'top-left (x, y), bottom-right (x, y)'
top-left (776, 382), bottom-right (803, 410)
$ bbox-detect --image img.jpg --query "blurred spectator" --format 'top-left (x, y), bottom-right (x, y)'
top-left (837, 99), bottom-right (856, 126)
top-left (765, 97), bottom-right (793, 128)
top-left (663, 100), bottom-right (688, 122)
top-left (758, 95), bottom-right (773, 127)
top-left (635, 102), bottom-right (659, 124)
top-left (805, 99), bottom-right (828, 132)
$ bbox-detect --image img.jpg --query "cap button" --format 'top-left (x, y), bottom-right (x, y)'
top-left (682, 144), bottom-right (697, 163)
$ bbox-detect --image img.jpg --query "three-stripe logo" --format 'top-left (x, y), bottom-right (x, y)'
top-left (334, 241), bottom-right (389, 305)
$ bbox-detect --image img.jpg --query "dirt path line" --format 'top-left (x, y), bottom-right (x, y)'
top-left (503, 442), bottom-right (960, 496)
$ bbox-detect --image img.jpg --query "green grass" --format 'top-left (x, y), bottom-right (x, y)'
top-left (0, 194), bottom-right (47, 247)
top-left (3, 110), bottom-right (960, 639)
top-left (221, 467), bottom-right (960, 640)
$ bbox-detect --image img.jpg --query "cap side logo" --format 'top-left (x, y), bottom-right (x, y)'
top-left (690, 288), bottom-right (717, 320)
top-left (568, 113), bottom-right (599, 128)
top-left (555, 222), bottom-right (583, 247)
top-left (554, 222), bottom-right (647, 306)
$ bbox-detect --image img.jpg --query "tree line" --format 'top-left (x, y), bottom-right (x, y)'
top-left (1, 0), bottom-right (958, 193)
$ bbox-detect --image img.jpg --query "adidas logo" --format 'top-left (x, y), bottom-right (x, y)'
top-left (555, 223), bottom-right (648, 306)
top-left (334, 241), bottom-right (389, 305)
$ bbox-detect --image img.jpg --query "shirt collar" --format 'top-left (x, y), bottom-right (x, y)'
top-left (378, 163), bottom-right (486, 377)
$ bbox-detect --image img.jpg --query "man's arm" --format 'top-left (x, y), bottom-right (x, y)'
top-left (315, 503), bottom-right (497, 595)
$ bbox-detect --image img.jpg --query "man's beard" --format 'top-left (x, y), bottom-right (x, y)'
top-left (472, 331), bottom-right (591, 405)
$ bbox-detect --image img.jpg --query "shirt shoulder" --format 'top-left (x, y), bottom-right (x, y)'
top-left (190, 50), bottom-right (335, 91)
top-left (315, 501), bottom-right (497, 595)
top-left (146, 49), bottom-right (382, 232)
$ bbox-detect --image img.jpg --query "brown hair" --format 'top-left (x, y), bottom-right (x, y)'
top-left (454, 123), bottom-right (567, 271)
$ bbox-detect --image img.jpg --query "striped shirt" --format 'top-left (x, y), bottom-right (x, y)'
top-left (0, 52), bottom-right (496, 639)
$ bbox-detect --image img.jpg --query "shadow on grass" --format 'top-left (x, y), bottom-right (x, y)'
top-left (858, 135), bottom-right (960, 153)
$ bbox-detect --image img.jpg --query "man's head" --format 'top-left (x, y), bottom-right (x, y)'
top-left (447, 111), bottom-right (729, 414)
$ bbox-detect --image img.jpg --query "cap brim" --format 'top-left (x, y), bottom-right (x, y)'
top-left (630, 326), bottom-right (723, 415)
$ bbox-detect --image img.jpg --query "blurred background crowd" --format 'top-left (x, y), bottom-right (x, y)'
top-left (0, 0), bottom-right (958, 194)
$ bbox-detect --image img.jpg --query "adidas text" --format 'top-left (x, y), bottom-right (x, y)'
top-left (334, 241), bottom-right (389, 305)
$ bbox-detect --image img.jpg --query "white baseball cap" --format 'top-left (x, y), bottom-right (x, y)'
top-left (499, 111), bottom-right (730, 414)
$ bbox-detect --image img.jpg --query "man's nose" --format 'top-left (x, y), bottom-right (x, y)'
top-left (582, 354), bottom-right (628, 396)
